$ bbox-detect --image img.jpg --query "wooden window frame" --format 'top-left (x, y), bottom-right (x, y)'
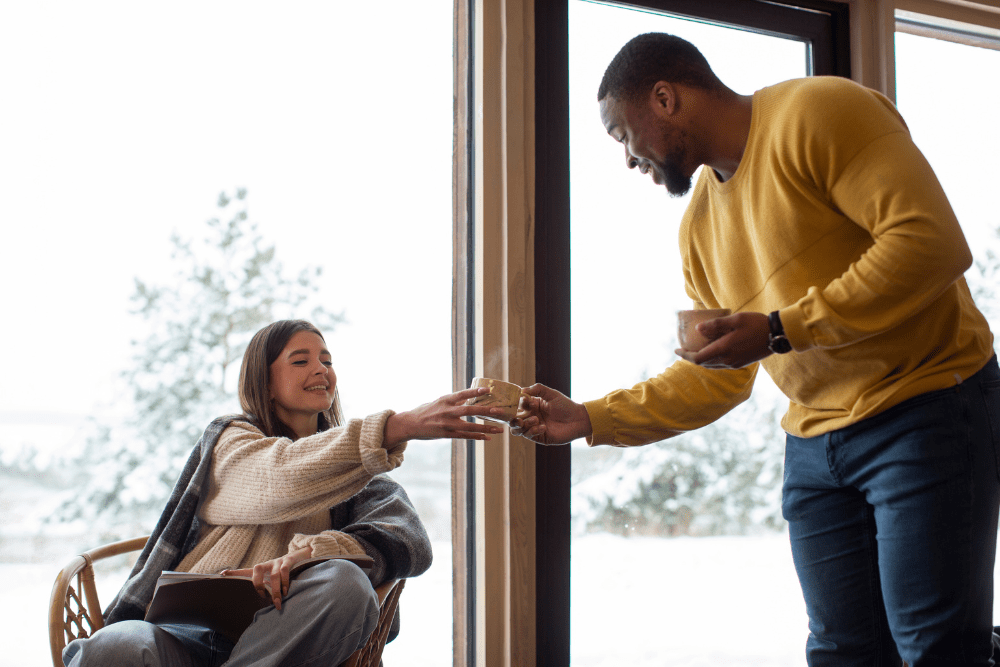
top-left (896, 1), bottom-right (1000, 51)
top-left (453, 1), bottom-right (864, 666)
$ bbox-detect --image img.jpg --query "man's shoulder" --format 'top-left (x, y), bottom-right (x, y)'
top-left (762, 75), bottom-right (875, 100)
top-left (759, 76), bottom-right (901, 125)
top-left (755, 76), bottom-right (907, 156)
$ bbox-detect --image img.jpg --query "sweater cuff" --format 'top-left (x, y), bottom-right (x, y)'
top-left (289, 531), bottom-right (366, 559)
top-left (360, 409), bottom-right (406, 474)
top-left (583, 398), bottom-right (615, 446)
top-left (778, 302), bottom-right (811, 352)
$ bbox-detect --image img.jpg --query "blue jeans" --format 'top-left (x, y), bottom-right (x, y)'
top-left (783, 356), bottom-right (1000, 667)
top-left (63, 558), bottom-right (379, 667)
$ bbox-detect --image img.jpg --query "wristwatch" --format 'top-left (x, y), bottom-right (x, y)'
top-left (767, 311), bottom-right (792, 354)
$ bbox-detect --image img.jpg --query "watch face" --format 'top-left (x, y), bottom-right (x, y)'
top-left (770, 335), bottom-right (792, 354)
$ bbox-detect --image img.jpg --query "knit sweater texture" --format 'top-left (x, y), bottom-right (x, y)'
top-left (104, 412), bottom-right (432, 625)
top-left (585, 76), bottom-right (994, 444)
top-left (177, 412), bottom-right (404, 574)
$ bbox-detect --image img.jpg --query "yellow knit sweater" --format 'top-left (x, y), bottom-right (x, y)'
top-left (176, 411), bottom-right (405, 573)
top-left (586, 77), bottom-right (993, 443)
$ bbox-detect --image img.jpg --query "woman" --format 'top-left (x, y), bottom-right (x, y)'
top-left (64, 319), bottom-right (505, 667)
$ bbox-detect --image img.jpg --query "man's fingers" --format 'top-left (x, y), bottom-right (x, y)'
top-left (520, 383), bottom-right (548, 398)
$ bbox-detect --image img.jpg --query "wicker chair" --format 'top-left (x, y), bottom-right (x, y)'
top-left (48, 536), bottom-right (405, 667)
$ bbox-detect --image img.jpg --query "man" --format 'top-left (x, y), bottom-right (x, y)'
top-left (512, 33), bottom-right (1000, 666)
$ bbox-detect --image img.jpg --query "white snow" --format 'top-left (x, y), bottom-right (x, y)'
top-left (10, 532), bottom-right (1000, 667)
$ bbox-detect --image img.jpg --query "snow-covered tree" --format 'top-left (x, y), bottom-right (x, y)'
top-left (969, 223), bottom-right (1000, 351)
top-left (574, 392), bottom-right (786, 537)
top-left (51, 189), bottom-right (343, 538)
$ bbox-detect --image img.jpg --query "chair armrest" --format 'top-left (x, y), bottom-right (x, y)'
top-left (48, 536), bottom-right (149, 667)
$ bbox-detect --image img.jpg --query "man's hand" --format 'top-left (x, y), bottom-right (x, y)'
top-left (510, 383), bottom-right (592, 445)
top-left (675, 311), bottom-right (773, 369)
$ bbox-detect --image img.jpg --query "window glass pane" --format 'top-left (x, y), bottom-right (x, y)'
top-left (894, 29), bottom-right (1000, 346)
top-left (0, 3), bottom-right (453, 665)
top-left (569, 2), bottom-right (807, 664)
top-left (894, 26), bottom-right (1000, 618)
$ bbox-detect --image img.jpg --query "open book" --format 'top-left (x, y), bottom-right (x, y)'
top-left (144, 554), bottom-right (374, 643)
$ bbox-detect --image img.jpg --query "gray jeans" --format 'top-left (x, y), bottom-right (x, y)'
top-left (63, 559), bottom-right (380, 667)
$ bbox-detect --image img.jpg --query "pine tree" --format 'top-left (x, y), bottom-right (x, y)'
top-left (51, 189), bottom-right (343, 538)
top-left (574, 382), bottom-right (787, 538)
top-left (970, 224), bottom-right (1000, 350)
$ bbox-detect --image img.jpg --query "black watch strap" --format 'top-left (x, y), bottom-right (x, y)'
top-left (767, 310), bottom-right (792, 354)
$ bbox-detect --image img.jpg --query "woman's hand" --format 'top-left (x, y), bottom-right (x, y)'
top-left (384, 387), bottom-right (507, 446)
top-left (221, 546), bottom-right (312, 611)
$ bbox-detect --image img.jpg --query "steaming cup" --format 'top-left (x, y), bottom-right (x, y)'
top-left (466, 377), bottom-right (524, 424)
top-left (677, 308), bottom-right (732, 352)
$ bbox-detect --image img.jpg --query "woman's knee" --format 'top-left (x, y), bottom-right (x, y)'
top-left (63, 621), bottom-right (162, 667)
top-left (300, 559), bottom-right (379, 630)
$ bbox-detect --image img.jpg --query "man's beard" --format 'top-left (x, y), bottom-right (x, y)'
top-left (657, 126), bottom-right (692, 197)
top-left (659, 155), bottom-right (692, 197)
top-left (657, 140), bottom-right (691, 197)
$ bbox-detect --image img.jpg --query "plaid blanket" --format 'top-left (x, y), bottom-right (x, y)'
top-left (104, 415), bottom-right (237, 624)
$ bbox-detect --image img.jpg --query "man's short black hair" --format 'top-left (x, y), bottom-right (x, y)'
top-left (598, 32), bottom-right (721, 104)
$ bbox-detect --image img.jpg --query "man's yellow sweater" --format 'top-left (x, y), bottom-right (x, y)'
top-left (586, 77), bottom-right (994, 444)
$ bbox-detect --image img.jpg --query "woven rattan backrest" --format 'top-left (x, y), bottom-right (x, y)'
top-left (49, 536), bottom-right (149, 667)
top-left (63, 566), bottom-right (96, 640)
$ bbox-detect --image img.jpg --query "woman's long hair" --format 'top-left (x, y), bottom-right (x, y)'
top-left (238, 319), bottom-right (344, 439)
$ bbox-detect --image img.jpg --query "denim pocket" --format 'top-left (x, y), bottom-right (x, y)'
top-left (981, 378), bottom-right (1000, 483)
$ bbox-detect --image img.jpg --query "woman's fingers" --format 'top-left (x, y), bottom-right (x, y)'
top-left (461, 404), bottom-right (509, 420)
top-left (226, 548), bottom-right (312, 612)
top-left (221, 567), bottom-right (252, 578)
top-left (251, 563), bottom-right (282, 610)
top-left (251, 564), bottom-right (269, 600)
top-left (390, 386), bottom-right (529, 443)
top-left (452, 386), bottom-right (490, 401)
top-left (270, 563), bottom-right (284, 610)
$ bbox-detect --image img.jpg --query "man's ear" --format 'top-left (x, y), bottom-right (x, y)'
top-left (651, 81), bottom-right (678, 116)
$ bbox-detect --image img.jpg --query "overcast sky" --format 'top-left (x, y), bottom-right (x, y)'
top-left (0, 2), bottom-right (454, 452)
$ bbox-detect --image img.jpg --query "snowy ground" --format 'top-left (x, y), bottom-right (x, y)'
top-left (11, 532), bottom-right (1000, 667)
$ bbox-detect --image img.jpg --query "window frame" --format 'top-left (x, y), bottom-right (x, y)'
top-left (458, 1), bottom-right (858, 666)
top-left (531, 3), bottom-right (848, 666)
top-left (895, 1), bottom-right (1000, 50)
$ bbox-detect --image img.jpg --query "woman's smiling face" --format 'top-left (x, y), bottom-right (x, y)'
top-left (268, 330), bottom-right (336, 431)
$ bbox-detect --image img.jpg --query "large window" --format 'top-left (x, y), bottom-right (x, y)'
top-left (0, 3), bottom-right (455, 665)
top-left (10, 2), bottom-right (1000, 666)
top-left (529, 1), bottom-right (850, 664)
top-left (567, 4), bottom-right (807, 665)
top-left (893, 9), bottom-right (1000, 616)
top-left (894, 14), bottom-right (1000, 344)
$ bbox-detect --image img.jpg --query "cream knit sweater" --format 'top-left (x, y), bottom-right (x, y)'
top-left (176, 410), bottom-right (405, 574)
